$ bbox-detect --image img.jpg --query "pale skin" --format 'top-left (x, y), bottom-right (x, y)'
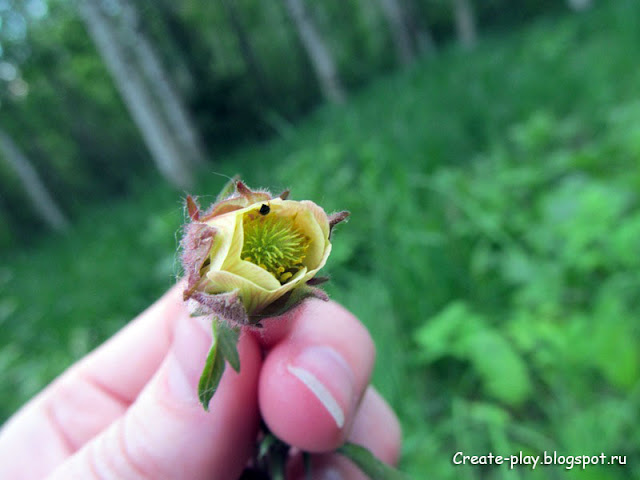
top-left (0, 284), bottom-right (401, 479)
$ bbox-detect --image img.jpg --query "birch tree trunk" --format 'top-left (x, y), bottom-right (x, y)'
top-left (0, 128), bottom-right (69, 233)
top-left (283, 0), bottom-right (346, 104)
top-left (452, 0), bottom-right (477, 50)
top-left (221, 0), bottom-right (271, 100)
top-left (377, 0), bottom-right (415, 65)
top-left (405, 0), bottom-right (436, 56)
top-left (79, 0), bottom-right (194, 189)
top-left (117, 0), bottom-right (207, 168)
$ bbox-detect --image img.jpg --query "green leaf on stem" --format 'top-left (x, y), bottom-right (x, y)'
top-left (198, 319), bottom-right (224, 411)
top-left (197, 318), bottom-right (241, 410)
top-left (218, 320), bottom-right (241, 372)
top-left (337, 442), bottom-right (409, 480)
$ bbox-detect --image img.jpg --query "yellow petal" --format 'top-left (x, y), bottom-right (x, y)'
top-left (206, 266), bottom-right (308, 314)
top-left (226, 259), bottom-right (282, 290)
top-left (273, 200), bottom-right (327, 269)
top-left (300, 200), bottom-right (330, 240)
top-left (204, 210), bottom-right (237, 271)
top-left (301, 243), bottom-right (332, 281)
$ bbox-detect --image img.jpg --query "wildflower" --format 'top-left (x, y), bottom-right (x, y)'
top-left (181, 180), bottom-right (348, 327)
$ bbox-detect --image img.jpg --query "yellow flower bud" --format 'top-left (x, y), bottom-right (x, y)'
top-left (181, 180), bottom-right (347, 325)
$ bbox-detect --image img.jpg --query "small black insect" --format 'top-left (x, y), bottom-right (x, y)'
top-left (259, 204), bottom-right (270, 215)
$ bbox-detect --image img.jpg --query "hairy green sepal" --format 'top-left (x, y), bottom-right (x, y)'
top-left (216, 175), bottom-right (241, 201)
top-left (250, 284), bottom-right (328, 323)
top-left (197, 318), bottom-right (240, 411)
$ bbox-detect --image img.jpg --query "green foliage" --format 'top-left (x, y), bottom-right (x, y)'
top-left (0, 0), bottom-right (580, 242)
top-left (198, 320), bottom-right (240, 411)
top-left (2, 2), bottom-right (640, 479)
top-left (0, 178), bottom-right (184, 417)
top-left (415, 302), bottom-right (532, 406)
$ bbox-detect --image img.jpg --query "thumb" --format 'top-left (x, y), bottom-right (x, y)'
top-left (47, 314), bottom-right (262, 480)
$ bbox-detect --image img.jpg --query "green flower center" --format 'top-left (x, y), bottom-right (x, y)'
top-left (241, 209), bottom-right (309, 283)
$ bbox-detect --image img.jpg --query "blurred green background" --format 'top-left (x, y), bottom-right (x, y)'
top-left (1, 0), bottom-right (639, 478)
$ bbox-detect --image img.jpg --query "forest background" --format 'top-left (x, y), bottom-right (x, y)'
top-left (1, 0), bottom-right (639, 478)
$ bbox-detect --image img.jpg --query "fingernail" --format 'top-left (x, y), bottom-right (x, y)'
top-left (287, 346), bottom-right (355, 429)
top-left (167, 315), bottom-right (213, 403)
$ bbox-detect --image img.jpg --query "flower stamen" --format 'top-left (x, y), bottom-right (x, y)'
top-left (241, 210), bottom-right (309, 283)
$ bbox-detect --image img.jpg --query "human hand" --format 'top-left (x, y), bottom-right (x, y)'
top-left (0, 284), bottom-right (401, 479)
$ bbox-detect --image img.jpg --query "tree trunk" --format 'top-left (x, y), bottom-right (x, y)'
top-left (79, 0), bottom-right (194, 189)
top-left (452, 0), bottom-right (477, 50)
top-left (0, 128), bottom-right (69, 233)
top-left (117, 0), bottom-right (207, 168)
top-left (377, 0), bottom-right (415, 65)
top-left (283, 0), bottom-right (346, 104)
top-left (405, 0), bottom-right (437, 56)
top-left (221, 0), bottom-right (271, 100)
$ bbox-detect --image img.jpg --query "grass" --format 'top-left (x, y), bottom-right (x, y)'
top-left (2, 2), bottom-right (640, 477)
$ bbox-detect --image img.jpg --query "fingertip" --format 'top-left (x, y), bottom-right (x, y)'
top-left (349, 387), bottom-right (402, 465)
top-left (258, 300), bottom-right (375, 452)
top-left (287, 388), bottom-right (402, 480)
top-left (259, 345), bottom-right (350, 451)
